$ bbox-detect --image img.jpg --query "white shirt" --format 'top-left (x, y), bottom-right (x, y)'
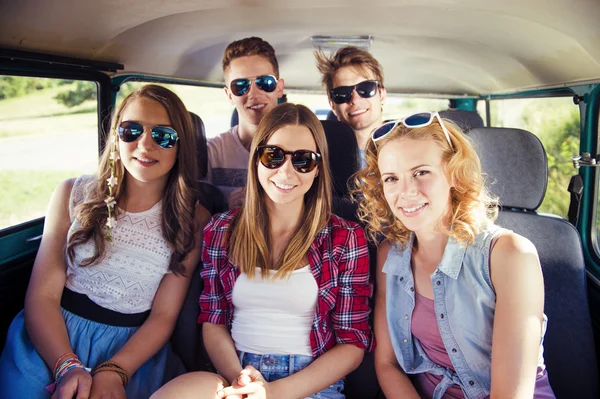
top-left (231, 265), bottom-right (318, 356)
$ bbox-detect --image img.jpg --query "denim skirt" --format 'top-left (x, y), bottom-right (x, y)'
top-left (0, 308), bottom-right (181, 398)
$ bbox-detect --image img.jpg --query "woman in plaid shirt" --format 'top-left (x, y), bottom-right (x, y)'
top-left (153, 103), bottom-right (374, 399)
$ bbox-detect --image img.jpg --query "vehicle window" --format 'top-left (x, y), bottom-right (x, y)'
top-left (490, 97), bottom-right (580, 219)
top-left (0, 76), bottom-right (98, 231)
top-left (117, 82), bottom-right (231, 139)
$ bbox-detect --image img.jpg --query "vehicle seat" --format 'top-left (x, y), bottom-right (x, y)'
top-left (320, 120), bottom-right (380, 398)
top-left (439, 109), bottom-right (484, 131)
top-left (190, 112), bottom-right (226, 215)
top-left (469, 127), bottom-right (599, 399)
top-left (170, 113), bottom-right (223, 372)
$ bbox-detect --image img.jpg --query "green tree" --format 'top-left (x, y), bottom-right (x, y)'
top-left (0, 76), bottom-right (61, 100)
top-left (54, 81), bottom-right (97, 107)
top-left (521, 102), bottom-right (580, 218)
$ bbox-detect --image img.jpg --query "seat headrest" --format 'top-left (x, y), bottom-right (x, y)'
top-left (439, 110), bottom-right (484, 131)
top-left (190, 112), bottom-right (208, 180)
top-left (468, 127), bottom-right (547, 210)
top-left (320, 120), bottom-right (359, 198)
top-left (326, 110), bottom-right (339, 121)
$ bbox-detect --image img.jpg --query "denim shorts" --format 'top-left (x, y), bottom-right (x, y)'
top-left (238, 351), bottom-right (345, 399)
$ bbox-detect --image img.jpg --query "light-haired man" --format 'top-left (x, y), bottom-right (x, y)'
top-left (206, 37), bottom-right (284, 208)
top-left (316, 46), bottom-right (386, 160)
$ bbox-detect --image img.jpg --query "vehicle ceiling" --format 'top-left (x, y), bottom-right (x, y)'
top-left (1, 0), bottom-right (599, 96)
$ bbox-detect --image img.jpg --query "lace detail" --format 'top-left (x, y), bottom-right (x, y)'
top-left (65, 175), bottom-right (172, 313)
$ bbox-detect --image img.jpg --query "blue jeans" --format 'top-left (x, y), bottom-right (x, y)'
top-left (238, 351), bottom-right (345, 399)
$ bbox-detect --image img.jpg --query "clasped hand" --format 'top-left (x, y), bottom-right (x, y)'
top-left (217, 366), bottom-right (271, 399)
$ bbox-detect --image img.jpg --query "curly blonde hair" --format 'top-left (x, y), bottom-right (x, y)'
top-left (352, 117), bottom-right (497, 249)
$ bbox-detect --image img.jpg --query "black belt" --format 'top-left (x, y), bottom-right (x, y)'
top-left (61, 287), bottom-right (150, 327)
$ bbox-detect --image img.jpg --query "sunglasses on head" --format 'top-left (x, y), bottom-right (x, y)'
top-left (329, 80), bottom-right (379, 105)
top-left (229, 75), bottom-right (278, 97)
top-left (117, 121), bottom-right (179, 149)
top-left (256, 145), bottom-right (321, 173)
top-left (371, 111), bottom-right (454, 150)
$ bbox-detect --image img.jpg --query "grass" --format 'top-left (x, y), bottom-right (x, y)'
top-left (0, 170), bottom-right (79, 230)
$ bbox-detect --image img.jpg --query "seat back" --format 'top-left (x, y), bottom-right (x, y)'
top-left (170, 112), bottom-right (222, 372)
top-left (469, 127), bottom-right (599, 399)
top-left (320, 120), bottom-right (361, 223)
top-left (319, 120), bottom-right (381, 398)
top-left (190, 112), bottom-right (208, 180)
top-left (439, 109), bottom-right (484, 131)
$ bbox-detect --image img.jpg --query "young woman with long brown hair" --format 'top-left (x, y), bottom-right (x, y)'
top-left (0, 85), bottom-right (210, 398)
top-left (153, 103), bottom-right (374, 399)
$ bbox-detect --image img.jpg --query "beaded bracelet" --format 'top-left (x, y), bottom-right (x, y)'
top-left (92, 360), bottom-right (130, 386)
top-left (46, 353), bottom-right (90, 394)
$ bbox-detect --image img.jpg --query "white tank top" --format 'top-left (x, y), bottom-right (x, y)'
top-left (231, 265), bottom-right (318, 356)
top-left (64, 175), bottom-right (172, 313)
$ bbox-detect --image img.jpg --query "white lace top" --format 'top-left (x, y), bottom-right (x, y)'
top-left (64, 175), bottom-right (172, 313)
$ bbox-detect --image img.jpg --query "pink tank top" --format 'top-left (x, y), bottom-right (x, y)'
top-left (411, 292), bottom-right (555, 399)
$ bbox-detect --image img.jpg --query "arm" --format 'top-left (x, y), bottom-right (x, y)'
top-left (203, 323), bottom-right (243, 384)
top-left (374, 241), bottom-right (420, 399)
top-left (489, 232), bottom-right (545, 398)
top-left (24, 179), bottom-right (75, 367)
top-left (24, 179), bottom-right (93, 397)
top-left (198, 216), bottom-right (243, 384)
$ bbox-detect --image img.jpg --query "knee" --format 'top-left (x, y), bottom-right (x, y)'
top-left (151, 372), bottom-right (227, 399)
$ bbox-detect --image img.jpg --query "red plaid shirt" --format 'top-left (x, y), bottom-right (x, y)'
top-left (198, 210), bottom-right (375, 357)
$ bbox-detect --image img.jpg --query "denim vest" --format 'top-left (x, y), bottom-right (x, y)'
top-left (384, 224), bottom-right (548, 399)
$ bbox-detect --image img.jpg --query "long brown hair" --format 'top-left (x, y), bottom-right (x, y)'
top-left (67, 84), bottom-right (198, 275)
top-left (227, 103), bottom-right (332, 279)
top-left (353, 118), bottom-right (497, 249)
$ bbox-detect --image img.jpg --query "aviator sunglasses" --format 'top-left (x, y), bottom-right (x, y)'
top-left (117, 121), bottom-right (179, 149)
top-left (371, 111), bottom-right (454, 151)
top-left (329, 80), bottom-right (379, 104)
top-left (230, 75), bottom-right (278, 96)
top-left (256, 145), bottom-right (321, 173)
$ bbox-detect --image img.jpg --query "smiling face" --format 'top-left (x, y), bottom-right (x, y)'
top-left (257, 124), bottom-right (319, 209)
top-left (378, 138), bottom-right (453, 235)
top-left (225, 55), bottom-right (284, 128)
top-left (118, 97), bottom-right (178, 188)
top-left (329, 65), bottom-right (386, 140)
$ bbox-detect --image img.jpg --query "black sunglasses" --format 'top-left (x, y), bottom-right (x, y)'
top-left (256, 145), bottom-right (321, 173)
top-left (117, 121), bottom-right (179, 149)
top-left (230, 75), bottom-right (278, 97)
top-left (329, 80), bottom-right (379, 104)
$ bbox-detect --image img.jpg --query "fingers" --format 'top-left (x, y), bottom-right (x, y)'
top-left (241, 366), bottom-right (265, 382)
top-left (218, 381), bottom-right (264, 397)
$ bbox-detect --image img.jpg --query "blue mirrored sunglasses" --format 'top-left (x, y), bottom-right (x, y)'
top-left (371, 111), bottom-right (454, 150)
top-left (230, 75), bottom-right (278, 96)
top-left (118, 121), bottom-right (179, 149)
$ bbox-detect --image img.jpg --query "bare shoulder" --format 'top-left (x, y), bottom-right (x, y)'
top-left (490, 231), bottom-right (542, 289)
top-left (377, 239), bottom-right (393, 260)
top-left (493, 231), bottom-right (538, 259)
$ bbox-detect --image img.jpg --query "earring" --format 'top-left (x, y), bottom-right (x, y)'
top-left (105, 131), bottom-right (119, 241)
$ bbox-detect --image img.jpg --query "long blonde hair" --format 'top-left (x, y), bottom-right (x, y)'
top-left (353, 117), bottom-right (497, 249)
top-left (67, 85), bottom-right (198, 275)
top-left (227, 103), bottom-right (332, 279)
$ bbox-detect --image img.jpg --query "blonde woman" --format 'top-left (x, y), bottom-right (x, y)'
top-left (153, 103), bottom-right (374, 399)
top-left (354, 113), bottom-right (555, 398)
